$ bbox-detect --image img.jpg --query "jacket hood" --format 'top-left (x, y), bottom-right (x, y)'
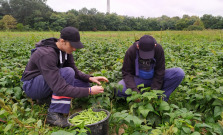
top-left (35, 38), bottom-right (59, 50)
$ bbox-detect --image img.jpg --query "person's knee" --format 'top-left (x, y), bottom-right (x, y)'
top-left (175, 68), bottom-right (185, 78)
top-left (60, 67), bottom-right (75, 77)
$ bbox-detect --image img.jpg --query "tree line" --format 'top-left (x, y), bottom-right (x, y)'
top-left (0, 0), bottom-right (223, 31)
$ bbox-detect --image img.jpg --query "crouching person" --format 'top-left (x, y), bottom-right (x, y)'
top-left (117, 35), bottom-right (185, 101)
top-left (21, 27), bottom-right (109, 127)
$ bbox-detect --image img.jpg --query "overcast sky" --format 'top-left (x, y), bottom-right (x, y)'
top-left (46, 0), bottom-right (223, 18)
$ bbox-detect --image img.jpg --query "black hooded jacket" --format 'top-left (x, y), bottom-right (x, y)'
top-left (21, 38), bottom-right (90, 98)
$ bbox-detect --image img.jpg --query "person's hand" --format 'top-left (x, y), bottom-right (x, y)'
top-left (89, 76), bottom-right (109, 85)
top-left (89, 86), bottom-right (104, 95)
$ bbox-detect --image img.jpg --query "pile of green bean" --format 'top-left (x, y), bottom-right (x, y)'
top-left (69, 108), bottom-right (107, 126)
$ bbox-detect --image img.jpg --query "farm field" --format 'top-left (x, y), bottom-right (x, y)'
top-left (0, 30), bottom-right (223, 135)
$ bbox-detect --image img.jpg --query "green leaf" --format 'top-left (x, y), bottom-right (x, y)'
top-left (141, 92), bottom-right (157, 100)
top-left (182, 126), bottom-right (191, 134)
top-left (4, 123), bottom-right (12, 133)
top-left (51, 130), bottom-right (74, 135)
top-left (191, 131), bottom-right (201, 135)
top-left (125, 88), bottom-right (132, 95)
top-left (126, 96), bottom-right (133, 103)
top-left (212, 99), bottom-right (223, 106)
top-left (6, 88), bottom-right (13, 95)
top-left (124, 115), bottom-right (143, 126)
top-left (140, 125), bottom-right (152, 131)
top-left (159, 101), bottom-right (170, 111)
top-left (140, 87), bottom-right (150, 92)
top-left (195, 123), bottom-right (212, 129)
top-left (145, 103), bottom-right (154, 112)
top-left (12, 103), bottom-right (18, 113)
top-left (14, 87), bottom-right (22, 99)
top-left (138, 106), bottom-right (150, 118)
top-left (26, 118), bottom-right (36, 124)
top-left (37, 120), bottom-right (42, 128)
top-left (137, 84), bottom-right (144, 89)
top-left (0, 109), bottom-right (7, 116)
top-left (131, 93), bottom-right (141, 100)
top-left (214, 106), bottom-right (222, 118)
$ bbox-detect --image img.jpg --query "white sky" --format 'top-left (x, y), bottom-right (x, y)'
top-left (46, 0), bottom-right (223, 18)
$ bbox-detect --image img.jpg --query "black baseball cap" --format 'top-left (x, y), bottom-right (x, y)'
top-left (138, 35), bottom-right (155, 59)
top-left (60, 27), bottom-right (84, 49)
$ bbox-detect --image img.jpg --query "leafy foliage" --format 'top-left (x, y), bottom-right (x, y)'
top-left (0, 30), bottom-right (222, 134)
top-left (0, 0), bottom-right (223, 31)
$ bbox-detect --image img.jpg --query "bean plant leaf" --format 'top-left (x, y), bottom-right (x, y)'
top-left (195, 123), bottom-right (212, 129)
top-left (212, 99), bottom-right (223, 106)
top-left (13, 87), bottom-right (22, 99)
top-left (142, 92), bottom-right (157, 100)
top-left (137, 84), bottom-right (144, 89)
top-left (138, 106), bottom-right (150, 118)
top-left (182, 126), bottom-right (191, 134)
top-left (51, 130), bottom-right (74, 135)
top-left (26, 118), bottom-right (36, 124)
top-left (125, 115), bottom-right (143, 126)
top-left (12, 103), bottom-right (18, 113)
top-left (190, 132), bottom-right (200, 135)
top-left (145, 103), bottom-right (154, 112)
top-left (37, 120), bottom-right (42, 128)
top-left (125, 88), bottom-right (132, 95)
top-left (4, 123), bottom-right (12, 133)
top-left (214, 106), bottom-right (223, 118)
top-left (159, 101), bottom-right (170, 111)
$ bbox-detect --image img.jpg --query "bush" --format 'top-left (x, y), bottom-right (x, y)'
top-left (17, 23), bottom-right (24, 31)
top-left (187, 25), bottom-right (204, 31)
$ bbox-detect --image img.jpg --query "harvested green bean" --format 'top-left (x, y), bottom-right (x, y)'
top-left (69, 108), bottom-right (107, 125)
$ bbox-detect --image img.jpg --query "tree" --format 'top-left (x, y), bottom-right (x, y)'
top-left (193, 19), bottom-right (204, 27)
top-left (93, 13), bottom-right (106, 31)
top-left (0, 0), bottom-right (12, 16)
top-left (1, 0), bottom-right (53, 26)
top-left (158, 15), bottom-right (177, 30)
top-left (201, 14), bottom-right (215, 29)
top-left (104, 13), bottom-right (122, 31)
top-left (49, 13), bottom-right (66, 31)
top-left (175, 18), bottom-right (190, 30)
top-left (79, 7), bottom-right (88, 15)
top-left (187, 19), bottom-right (204, 31)
top-left (0, 19), bottom-right (4, 29)
top-left (64, 12), bottom-right (79, 28)
top-left (2, 14), bottom-right (17, 29)
top-left (16, 23), bottom-right (24, 31)
top-left (88, 8), bottom-right (98, 15)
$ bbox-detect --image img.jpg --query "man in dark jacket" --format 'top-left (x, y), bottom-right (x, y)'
top-left (21, 27), bottom-right (108, 127)
top-left (117, 35), bottom-right (184, 101)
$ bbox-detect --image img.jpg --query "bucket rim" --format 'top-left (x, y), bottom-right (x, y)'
top-left (67, 108), bottom-right (110, 127)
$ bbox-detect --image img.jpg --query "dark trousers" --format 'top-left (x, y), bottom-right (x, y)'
top-left (117, 68), bottom-right (185, 101)
top-left (22, 67), bottom-right (90, 114)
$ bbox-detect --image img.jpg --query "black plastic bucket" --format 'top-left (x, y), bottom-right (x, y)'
top-left (68, 109), bottom-right (110, 135)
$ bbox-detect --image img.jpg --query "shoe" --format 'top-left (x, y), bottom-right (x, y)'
top-left (46, 112), bottom-right (70, 128)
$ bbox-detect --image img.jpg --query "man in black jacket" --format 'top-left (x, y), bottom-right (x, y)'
top-left (117, 35), bottom-right (184, 101)
top-left (21, 27), bottom-right (108, 127)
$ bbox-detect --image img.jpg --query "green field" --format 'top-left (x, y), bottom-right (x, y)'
top-left (0, 30), bottom-right (223, 134)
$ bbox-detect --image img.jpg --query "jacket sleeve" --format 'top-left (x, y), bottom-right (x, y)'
top-left (36, 54), bottom-right (89, 98)
top-left (151, 45), bottom-right (165, 90)
top-left (66, 54), bottom-right (91, 82)
top-left (122, 47), bottom-right (140, 93)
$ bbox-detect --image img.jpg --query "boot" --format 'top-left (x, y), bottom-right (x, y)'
top-left (46, 112), bottom-right (70, 128)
